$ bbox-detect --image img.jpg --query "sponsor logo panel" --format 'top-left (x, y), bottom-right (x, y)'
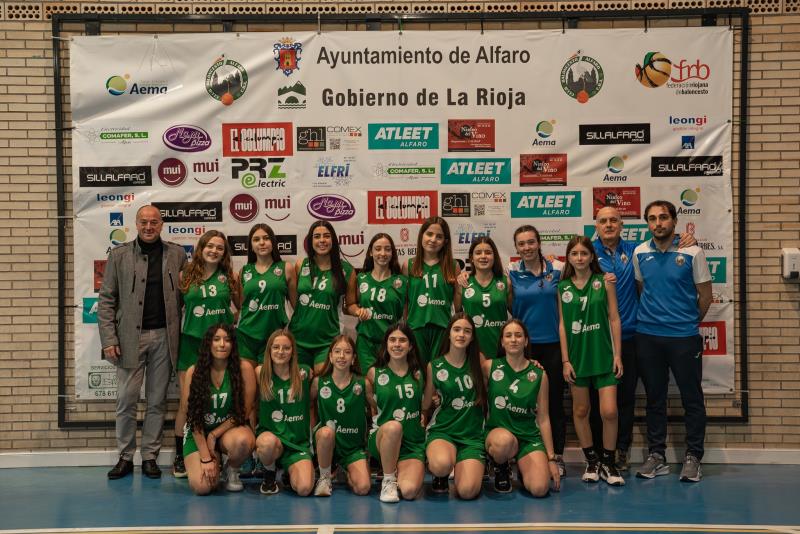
top-left (153, 202), bottom-right (223, 223)
top-left (592, 187), bottom-right (641, 219)
top-left (93, 260), bottom-right (107, 292)
top-left (520, 154), bottom-right (567, 186)
top-left (579, 123), bottom-right (650, 145)
top-left (229, 194), bottom-right (259, 223)
top-left (82, 297), bottom-right (99, 324)
top-left (314, 156), bottom-right (356, 187)
top-left (707, 257), bottom-right (727, 284)
top-left (368, 123), bottom-right (439, 150)
top-left (162, 125), bottom-right (211, 153)
top-left (561, 53), bottom-right (604, 103)
top-left (652, 156), bottom-right (723, 177)
top-left (511, 191), bottom-right (582, 218)
top-left (232, 158), bottom-right (287, 188)
top-left (223, 123), bottom-right (293, 157)
top-left (307, 194), bottom-right (356, 222)
top-left (205, 55), bottom-right (248, 106)
top-left (583, 224), bottom-right (651, 243)
top-left (700, 321), bottom-right (727, 355)
top-left (79, 166), bottom-right (151, 187)
top-left (105, 74), bottom-right (167, 96)
top-left (441, 158), bottom-right (511, 185)
top-left (441, 193), bottom-right (470, 217)
top-left (368, 191), bottom-right (438, 224)
top-left (297, 127), bottom-right (326, 151)
top-left (447, 119), bottom-right (495, 152)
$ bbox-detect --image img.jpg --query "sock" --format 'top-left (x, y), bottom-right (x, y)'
top-left (383, 471), bottom-right (397, 482)
top-left (265, 462), bottom-right (276, 472)
top-left (175, 436), bottom-right (183, 458)
top-left (602, 448), bottom-right (615, 465)
top-left (583, 447), bottom-right (599, 464)
top-left (319, 466), bottom-right (331, 478)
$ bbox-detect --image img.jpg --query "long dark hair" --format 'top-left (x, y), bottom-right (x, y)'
top-left (410, 216), bottom-right (456, 284)
top-left (187, 323), bottom-right (246, 432)
top-left (468, 236), bottom-right (503, 279)
top-left (305, 220), bottom-right (347, 297)
top-left (496, 319), bottom-right (535, 361)
top-left (375, 321), bottom-right (423, 380)
top-left (318, 334), bottom-right (361, 377)
top-left (246, 223), bottom-right (282, 265)
top-left (438, 312), bottom-right (487, 412)
top-left (361, 233), bottom-right (401, 275)
top-left (513, 225), bottom-right (545, 274)
top-left (561, 235), bottom-right (603, 280)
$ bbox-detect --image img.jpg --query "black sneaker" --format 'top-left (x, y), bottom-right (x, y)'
top-left (582, 461), bottom-right (600, 483)
top-left (431, 475), bottom-right (449, 494)
top-left (599, 461), bottom-right (625, 486)
top-left (172, 455), bottom-right (187, 479)
top-left (493, 461), bottom-right (512, 493)
top-left (281, 469), bottom-right (290, 487)
top-left (554, 455), bottom-right (566, 478)
top-left (107, 457), bottom-right (133, 479)
top-left (259, 469), bottom-right (279, 495)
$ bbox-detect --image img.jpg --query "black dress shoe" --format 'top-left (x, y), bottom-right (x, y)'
top-left (107, 458), bottom-right (133, 479)
top-left (141, 459), bottom-right (162, 479)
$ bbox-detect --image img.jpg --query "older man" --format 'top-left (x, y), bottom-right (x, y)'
top-left (98, 205), bottom-right (186, 479)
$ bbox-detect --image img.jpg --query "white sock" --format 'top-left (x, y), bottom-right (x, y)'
top-left (319, 466), bottom-right (331, 478)
top-left (383, 471), bottom-right (397, 482)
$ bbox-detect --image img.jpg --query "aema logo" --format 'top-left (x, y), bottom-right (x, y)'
top-left (106, 74), bottom-right (167, 96)
top-left (441, 158), bottom-right (511, 185)
top-left (533, 120), bottom-right (557, 147)
top-left (511, 191), bottom-right (581, 218)
top-left (82, 297), bottom-right (99, 324)
top-left (368, 123), bottom-right (439, 150)
top-left (583, 224), bottom-right (650, 243)
top-left (604, 155), bottom-right (628, 182)
top-left (707, 257), bottom-right (727, 284)
top-left (678, 188), bottom-right (701, 215)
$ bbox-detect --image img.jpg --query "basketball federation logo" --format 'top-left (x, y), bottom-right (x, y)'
top-left (635, 52), bottom-right (672, 88)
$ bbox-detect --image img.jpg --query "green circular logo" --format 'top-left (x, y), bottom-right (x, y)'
top-left (109, 229), bottom-right (127, 245)
top-left (106, 75), bottom-right (127, 96)
top-left (681, 189), bottom-right (699, 206)
top-left (241, 172), bottom-right (257, 189)
top-left (608, 156), bottom-right (625, 173)
top-left (536, 120), bottom-right (554, 138)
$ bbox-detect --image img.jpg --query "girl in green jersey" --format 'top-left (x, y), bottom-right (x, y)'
top-left (366, 322), bottom-right (425, 503)
top-left (255, 329), bottom-right (314, 496)
top-left (484, 320), bottom-right (561, 497)
top-left (237, 224), bottom-right (297, 367)
top-left (182, 324), bottom-right (255, 495)
top-left (289, 221), bottom-right (353, 373)
top-left (558, 236), bottom-right (624, 486)
top-left (459, 237), bottom-right (511, 359)
top-left (174, 230), bottom-right (239, 478)
top-left (347, 233), bottom-right (408, 374)
top-left (423, 313), bottom-right (487, 500)
top-left (310, 335), bottom-right (370, 497)
top-left (404, 217), bottom-right (460, 364)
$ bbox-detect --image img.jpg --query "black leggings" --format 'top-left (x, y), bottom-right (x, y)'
top-left (531, 342), bottom-right (566, 455)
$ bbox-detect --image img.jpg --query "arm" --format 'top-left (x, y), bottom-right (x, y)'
top-left (557, 294), bottom-right (575, 384)
top-left (365, 368), bottom-right (377, 417)
top-left (506, 275), bottom-right (514, 312)
top-left (535, 373), bottom-right (561, 491)
top-left (605, 279), bottom-right (623, 378)
top-left (309, 377), bottom-right (320, 428)
top-left (696, 281), bottom-right (712, 321)
top-left (97, 252), bottom-right (121, 362)
top-left (285, 261), bottom-right (298, 313)
top-left (422, 363), bottom-right (434, 413)
top-left (236, 267), bottom-right (245, 311)
top-left (452, 280), bottom-right (462, 313)
top-left (241, 360), bottom-right (257, 429)
top-left (183, 367), bottom-right (220, 482)
top-left (481, 359), bottom-right (492, 389)
top-left (292, 259), bottom-right (303, 309)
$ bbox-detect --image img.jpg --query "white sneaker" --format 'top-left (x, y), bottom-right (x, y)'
top-left (314, 474), bottom-right (333, 497)
top-left (225, 464), bottom-right (243, 492)
top-left (380, 477), bottom-right (400, 503)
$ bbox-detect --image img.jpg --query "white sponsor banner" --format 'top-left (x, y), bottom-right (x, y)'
top-left (71, 28), bottom-right (734, 398)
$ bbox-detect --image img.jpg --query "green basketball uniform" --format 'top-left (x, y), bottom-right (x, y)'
top-left (257, 364), bottom-right (312, 468)
top-left (369, 366), bottom-right (425, 462)
top-left (355, 272), bottom-right (408, 371)
top-left (461, 274), bottom-right (509, 359)
top-left (315, 375), bottom-right (368, 467)
top-left (289, 259), bottom-right (354, 367)
top-left (558, 273), bottom-right (614, 379)
top-left (407, 260), bottom-right (454, 363)
top-left (178, 270), bottom-right (234, 370)
top-left (486, 358), bottom-right (545, 460)
top-left (183, 369), bottom-right (233, 456)
top-left (427, 357), bottom-right (485, 462)
top-left (237, 261), bottom-right (289, 362)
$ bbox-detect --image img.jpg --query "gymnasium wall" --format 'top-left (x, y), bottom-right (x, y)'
top-left (0, 0), bottom-right (797, 455)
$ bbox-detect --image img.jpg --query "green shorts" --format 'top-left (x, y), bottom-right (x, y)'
top-left (177, 334), bottom-right (201, 371)
top-left (312, 424), bottom-right (368, 468)
top-left (257, 430), bottom-right (311, 469)
top-left (517, 436), bottom-right (546, 462)
top-left (237, 330), bottom-right (267, 363)
top-left (368, 428), bottom-right (425, 464)
top-left (574, 371), bottom-right (618, 390)
top-left (411, 325), bottom-right (446, 365)
top-left (355, 335), bottom-right (380, 375)
top-left (296, 345), bottom-right (329, 369)
top-left (426, 432), bottom-right (485, 463)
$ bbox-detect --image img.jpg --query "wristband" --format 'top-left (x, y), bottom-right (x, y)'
top-left (200, 457), bottom-right (214, 464)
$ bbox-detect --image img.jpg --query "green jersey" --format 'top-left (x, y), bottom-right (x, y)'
top-left (238, 261), bottom-right (288, 340)
top-left (198, 369), bottom-right (233, 433)
top-left (486, 358), bottom-right (543, 443)
top-left (257, 364), bottom-right (312, 450)
top-left (182, 269), bottom-right (234, 338)
top-left (427, 357), bottom-right (484, 440)
top-left (356, 272), bottom-right (408, 342)
top-left (558, 273), bottom-right (614, 378)
top-left (316, 375), bottom-right (368, 456)
top-left (289, 258), bottom-right (354, 352)
top-left (461, 274), bottom-right (509, 359)
top-left (407, 260), bottom-right (454, 330)
top-left (371, 366), bottom-right (425, 447)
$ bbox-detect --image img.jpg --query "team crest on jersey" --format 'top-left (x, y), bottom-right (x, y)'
top-left (377, 373), bottom-right (390, 386)
top-left (527, 370), bottom-right (538, 382)
top-left (545, 273), bottom-right (553, 282)
top-left (561, 290), bottom-right (574, 303)
top-left (301, 265), bottom-right (310, 276)
top-left (436, 368), bottom-right (449, 382)
top-left (592, 279), bottom-right (602, 290)
top-left (493, 396), bottom-right (507, 409)
top-left (274, 267), bottom-right (283, 277)
top-left (271, 410), bottom-right (284, 422)
top-left (320, 385), bottom-right (332, 399)
top-left (496, 281), bottom-right (506, 291)
top-left (451, 397), bottom-right (465, 410)
top-left (353, 383), bottom-right (363, 396)
top-left (464, 287), bottom-right (476, 299)
top-left (492, 368), bottom-right (504, 381)
top-left (204, 413), bottom-right (216, 426)
top-left (359, 282), bottom-right (369, 293)
top-left (243, 271), bottom-right (253, 283)
top-left (392, 408), bottom-right (406, 421)
top-left (299, 294), bottom-right (310, 306)
top-left (393, 278), bottom-right (403, 289)
top-left (218, 274), bottom-right (227, 284)
top-left (620, 253), bottom-right (629, 264)
top-left (676, 255), bottom-right (686, 267)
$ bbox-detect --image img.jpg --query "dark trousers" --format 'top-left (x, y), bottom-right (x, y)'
top-left (635, 333), bottom-right (706, 459)
top-left (531, 342), bottom-right (566, 455)
top-left (589, 337), bottom-right (638, 452)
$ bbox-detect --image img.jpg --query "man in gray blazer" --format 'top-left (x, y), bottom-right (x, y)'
top-left (98, 204), bottom-right (186, 479)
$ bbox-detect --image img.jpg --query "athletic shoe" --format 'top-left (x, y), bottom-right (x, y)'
top-left (225, 463), bottom-right (244, 492)
top-left (251, 458), bottom-right (266, 479)
top-left (259, 469), bottom-right (279, 495)
top-left (599, 461), bottom-right (625, 486)
top-left (493, 462), bottom-right (512, 493)
top-left (554, 455), bottom-right (567, 478)
top-left (431, 475), bottom-right (449, 494)
top-left (172, 455), bottom-right (187, 478)
top-left (679, 453), bottom-right (702, 482)
top-left (636, 452), bottom-right (670, 479)
top-left (281, 469), bottom-right (290, 488)
top-left (615, 449), bottom-right (630, 472)
top-left (239, 455), bottom-right (256, 478)
top-left (380, 477), bottom-right (400, 503)
top-left (582, 461), bottom-right (600, 483)
top-left (314, 474), bottom-right (333, 497)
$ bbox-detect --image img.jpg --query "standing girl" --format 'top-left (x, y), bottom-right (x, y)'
top-left (347, 233), bottom-right (408, 374)
top-left (404, 217), bottom-right (460, 364)
top-left (558, 236), bottom-right (624, 486)
top-left (484, 320), bottom-right (561, 496)
top-left (310, 335), bottom-right (370, 497)
top-left (459, 237), bottom-right (511, 359)
top-left (424, 313), bottom-right (487, 500)
top-left (289, 221), bottom-right (353, 372)
top-left (508, 225), bottom-right (567, 476)
top-left (255, 329), bottom-right (314, 496)
top-left (182, 324), bottom-right (255, 495)
top-left (366, 322), bottom-right (425, 502)
top-left (174, 230), bottom-right (239, 477)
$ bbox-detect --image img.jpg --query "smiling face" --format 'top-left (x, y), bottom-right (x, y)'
top-left (210, 328), bottom-right (232, 362)
top-left (514, 230), bottom-right (540, 263)
top-left (329, 340), bottom-right (355, 372)
top-left (470, 242), bottom-right (495, 273)
top-left (501, 322), bottom-right (527, 357)
top-left (369, 237), bottom-right (393, 269)
top-left (202, 236), bottom-right (226, 267)
top-left (311, 225), bottom-right (333, 256)
top-left (386, 329), bottom-right (411, 363)
top-left (135, 206), bottom-right (163, 244)
top-left (269, 335), bottom-right (293, 367)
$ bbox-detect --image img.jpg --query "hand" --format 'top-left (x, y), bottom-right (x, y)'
top-left (562, 361), bottom-right (576, 384)
top-left (456, 270), bottom-right (470, 288)
top-left (432, 393), bottom-right (441, 409)
top-left (200, 458), bottom-right (219, 486)
top-left (356, 307), bottom-right (371, 322)
top-left (603, 272), bottom-right (617, 285)
top-left (531, 359), bottom-right (545, 371)
top-left (613, 356), bottom-right (624, 379)
top-left (549, 460), bottom-right (561, 492)
top-left (677, 232), bottom-right (697, 249)
top-left (103, 345), bottom-right (120, 364)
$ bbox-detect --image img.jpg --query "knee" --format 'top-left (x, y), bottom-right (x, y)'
top-left (455, 480), bottom-right (481, 500)
top-left (315, 426), bottom-right (335, 443)
top-left (189, 479), bottom-right (213, 496)
top-left (398, 481), bottom-right (421, 500)
top-left (351, 477), bottom-right (371, 496)
top-left (293, 477), bottom-right (313, 497)
top-left (600, 405), bottom-right (618, 422)
top-left (527, 480), bottom-right (549, 498)
top-left (427, 455), bottom-right (452, 477)
top-left (381, 420), bottom-right (403, 440)
top-left (573, 402), bottom-right (590, 420)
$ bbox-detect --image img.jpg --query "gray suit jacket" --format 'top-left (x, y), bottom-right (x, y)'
top-left (97, 238), bottom-right (186, 369)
